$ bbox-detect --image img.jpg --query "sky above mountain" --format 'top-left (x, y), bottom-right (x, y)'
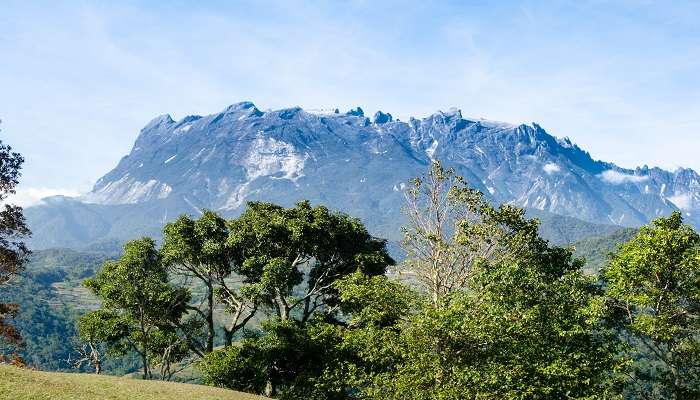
top-left (2, 0), bottom-right (700, 206)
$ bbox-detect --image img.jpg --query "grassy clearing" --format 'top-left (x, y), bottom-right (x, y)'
top-left (0, 364), bottom-right (268, 400)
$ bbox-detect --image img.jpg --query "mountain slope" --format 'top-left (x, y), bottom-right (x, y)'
top-left (25, 102), bottom-right (700, 249)
top-left (572, 227), bottom-right (639, 273)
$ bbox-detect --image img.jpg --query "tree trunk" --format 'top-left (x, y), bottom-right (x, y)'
top-left (206, 278), bottom-right (215, 353)
top-left (279, 300), bottom-right (289, 321)
top-left (265, 380), bottom-right (274, 397)
top-left (89, 343), bottom-right (101, 374)
top-left (224, 329), bottom-right (234, 347)
top-left (302, 296), bottom-right (311, 323)
top-left (141, 353), bottom-right (149, 380)
top-left (140, 317), bottom-right (150, 379)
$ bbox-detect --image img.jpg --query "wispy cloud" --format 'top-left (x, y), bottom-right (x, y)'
top-left (3, 187), bottom-right (82, 208)
top-left (598, 170), bottom-right (649, 185)
top-left (2, 0), bottom-right (700, 194)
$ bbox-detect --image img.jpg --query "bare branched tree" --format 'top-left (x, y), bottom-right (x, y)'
top-left (66, 342), bottom-right (102, 374)
top-left (402, 161), bottom-right (539, 306)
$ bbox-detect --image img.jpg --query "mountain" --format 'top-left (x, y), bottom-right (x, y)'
top-left (25, 102), bottom-right (700, 250)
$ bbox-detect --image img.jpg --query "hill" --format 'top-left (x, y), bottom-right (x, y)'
top-left (0, 364), bottom-right (268, 400)
top-left (26, 102), bottom-right (695, 250)
top-left (572, 227), bottom-right (639, 273)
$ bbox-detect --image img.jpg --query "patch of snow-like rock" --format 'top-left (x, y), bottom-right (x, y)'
top-left (85, 176), bottom-right (172, 204)
top-left (244, 137), bottom-right (308, 181)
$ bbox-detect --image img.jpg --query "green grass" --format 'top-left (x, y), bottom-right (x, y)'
top-left (0, 364), bottom-right (268, 400)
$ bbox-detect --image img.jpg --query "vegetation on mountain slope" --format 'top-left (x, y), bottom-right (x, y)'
top-left (572, 227), bottom-right (638, 273)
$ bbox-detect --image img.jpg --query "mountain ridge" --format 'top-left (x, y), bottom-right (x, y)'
top-left (25, 101), bottom-right (700, 250)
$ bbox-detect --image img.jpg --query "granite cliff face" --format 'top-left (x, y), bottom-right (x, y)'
top-left (25, 102), bottom-right (700, 249)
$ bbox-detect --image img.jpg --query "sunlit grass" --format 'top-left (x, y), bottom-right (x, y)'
top-left (0, 364), bottom-right (268, 400)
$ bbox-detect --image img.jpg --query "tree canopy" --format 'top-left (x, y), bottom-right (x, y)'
top-left (82, 238), bottom-right (190, 379)
top-left (0, 131), bottom-right (31, 357)
top-left (227, 201), bottom-right (394, 323)
top-left (604, 211), bottom-right (700, 398)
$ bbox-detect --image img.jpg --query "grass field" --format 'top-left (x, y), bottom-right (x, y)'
top-left (0, 364), bottom-right (268, 400)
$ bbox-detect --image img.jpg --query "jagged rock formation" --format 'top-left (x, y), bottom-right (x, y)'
top-left (25, 102), bottom-right (700, 249)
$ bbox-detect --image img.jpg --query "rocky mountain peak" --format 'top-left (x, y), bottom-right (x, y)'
top-left (26, 102), bottom-right (700, 250)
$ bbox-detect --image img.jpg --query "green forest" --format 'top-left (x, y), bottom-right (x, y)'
top-left (2, 159), bottom-right (699, 399)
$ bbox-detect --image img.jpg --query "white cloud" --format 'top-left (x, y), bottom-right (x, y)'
top-left (2, 187), bottom-right (82, 207)
top-left (4, 1), bottom-right (700, 195)
top-left (542, 162), bottom-right (561, 174)
top-left (668, 193), bottom-right (693, 210)
top-left (598, 170), bottom-right (649, 185)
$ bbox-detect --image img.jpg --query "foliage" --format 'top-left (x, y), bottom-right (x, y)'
top-left (0, 132), bottom-right (31, 349)
top-left (604, 211), bottom-right (700, 398)
top-left (227, 201), bottom-right (394, 323)
top-left (73, 310), bottom-right (127, 374)
top-left (82, 238), bottom-right (191, 379)
top-left (202, 272), bottom-right (416, 399)
top-left (402, 161), bottom-right (542, 306)
top-left (200, 199), bottom-right (396, 398)
top-left (162, 211), bottom-right (233, 353)
top-left (350, 226), bottom-right (624, 399)
top-left (202, 320), bottom-right (346, 399)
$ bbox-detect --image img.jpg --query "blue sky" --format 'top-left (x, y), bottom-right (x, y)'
top-left (2, 0), bottom-right (700, 206)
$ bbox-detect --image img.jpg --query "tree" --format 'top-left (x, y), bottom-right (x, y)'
top-left (201, 201), bottom-right (394, 398)
top-left (402, 161), bottom-right (536, 306)
top-left (82, 238), bottom-right (190, 379)
top-left (161, 211), bottom-right (235, 353)
top-left (227, 201), bottom-right (394, 324)
top-left (604, 211), bottom-right (700, 398)
top-left (0, 124), bottom-right (31, 353)
top-left (349, 217), bottom-right (623, 399)
top-left (72, 310), bottom-right (127, 374)
top-left (338, 164), bottom-right (623, 399)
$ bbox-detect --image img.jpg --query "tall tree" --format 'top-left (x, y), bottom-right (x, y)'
top-left (201, 201), bottom-right (394, 398)
top-left (346, 215), bottom-right (622, 399)
top-left (336, 163), bottom-right (624, 399)
top-left (402, 161), bottom-right (544, 306)
top-left (604, 211), bottom-right (700, 399)
top-left (82, 238), bottom-right (190, 379)
top-left (0, 122), bottom-right (31, 351)
top-left (161, 211), bottom-right (233, 353)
